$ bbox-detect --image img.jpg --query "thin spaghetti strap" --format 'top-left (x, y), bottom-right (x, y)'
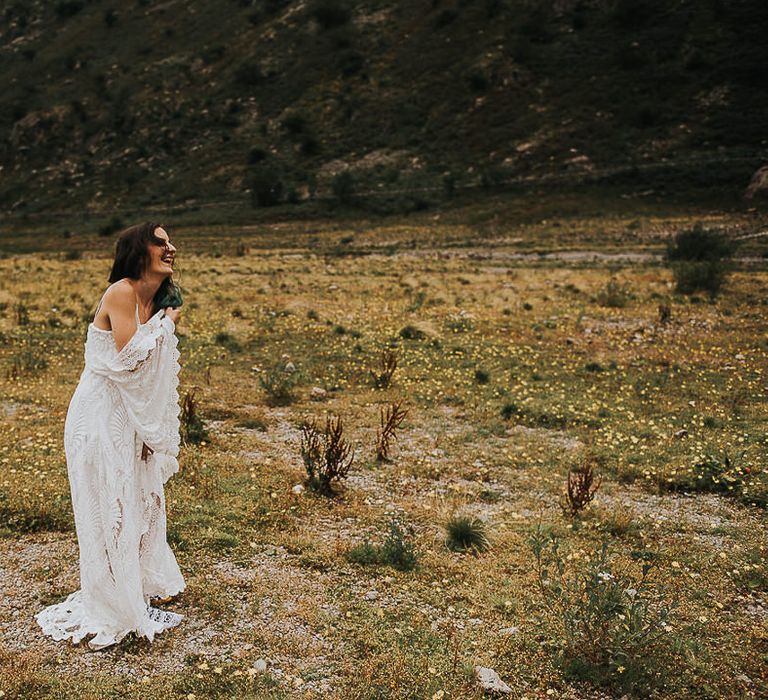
top-left (94, 294), bottom-right (106, 317)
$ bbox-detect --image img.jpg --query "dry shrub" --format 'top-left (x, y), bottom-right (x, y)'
top-left (375, 400), bottom-right (408, 462)
top-left (370, 349), bottom-right (398, 389)
top-left (561, 456), bottom-right (602, 516)
top-left (301, 415), bottom-right (355, 495)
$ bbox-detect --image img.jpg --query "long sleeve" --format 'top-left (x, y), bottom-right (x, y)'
top-left (87, 310), bottom-right (181, 482)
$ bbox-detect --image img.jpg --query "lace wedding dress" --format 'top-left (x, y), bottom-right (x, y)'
top-left (35, 300), bottom-right (186, 650)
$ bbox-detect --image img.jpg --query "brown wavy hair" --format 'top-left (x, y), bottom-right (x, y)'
top-left (108, 222), bottom-right (181, 315)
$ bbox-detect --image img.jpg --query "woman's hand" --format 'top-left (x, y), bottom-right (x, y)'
top-left (141, 442), bottom-right (154, 461)
top-left (165, 307), bottom-right (181, 327)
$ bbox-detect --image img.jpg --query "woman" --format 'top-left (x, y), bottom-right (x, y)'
top-left (36, 222), bottom-right (186, 650)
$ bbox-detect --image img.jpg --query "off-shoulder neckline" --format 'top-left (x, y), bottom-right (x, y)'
top-left (89, 308), bottom-right (164, 335)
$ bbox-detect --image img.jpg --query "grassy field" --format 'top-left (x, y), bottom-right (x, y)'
top-left (0, 207), bottom-right (767, 699)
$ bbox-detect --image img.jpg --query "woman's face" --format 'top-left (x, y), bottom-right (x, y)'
top-left (146, 227), bottom-right (176, 277)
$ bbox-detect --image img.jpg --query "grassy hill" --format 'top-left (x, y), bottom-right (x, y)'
top-left (1, 0), bottom-right (766, 225)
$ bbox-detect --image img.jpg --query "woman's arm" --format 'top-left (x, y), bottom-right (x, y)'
top-left (104, 283), bottom-right (138, 353)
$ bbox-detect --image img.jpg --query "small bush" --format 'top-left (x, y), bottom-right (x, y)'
top-left (347, 541), bottom-right (380, 565)
top-left (671, 261), bottom-right (728, 297)
top-left (399, 324), bottom-right (427, 340)
top-left (206, 530), bottom-right (239, 551)
top-left (666, 223), bottom-right (736, 297)
top-left (259, 360), bottom-right (300, 406)
top-left (180, 389), bottom-right (208, 445)
top-left (445, 515), bottom-right (490, 554)
top-left (599, 507), bottom-right (641, 539)
top-left (596, 277), bottom-right (632, 308)
top-left (379, 517), bottom-right (419, 571)
top-left (501, 401), bottom-right (520, 420)
top-left (214, 331), bottom-right (243, 353)
top-left (338, 50), bottom-right (364, 77)
top-left (370, 349), bottom-right (398, 389)
top-left (529, 526), bottom-right (680, 695)
top-left (474, 368), bottom-right (490, 384)
top-left (347, 516), bottom-right (419, 571)
top-left (561, 457), bottom-right (602, 517)
top-left (375, 400), bottom-right (408, 462)
top-left (300, 414), bottom-right (355, 496)
top-left (248, 147), bottom-right (267, 164)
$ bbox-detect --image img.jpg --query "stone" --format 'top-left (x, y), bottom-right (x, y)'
top-left (310, 386), bottom-right (327, 401)
top-left (474, 666), bottom-right (512, 694)
top-left (674, 429), bottom-right (688, 439)
top-left (292, 484), bottom-right (305, 495)
top-left (364, 590), bottom-right (378, 601)
top-left (284, 361), bottom-right (296, 373)
top-left (499, 626), bottom-right (520, 636)
top-left (253, 659), bottom-right (267, 673)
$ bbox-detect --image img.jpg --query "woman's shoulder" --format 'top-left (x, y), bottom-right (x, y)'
top-left (102, 279), bottom-right (136, 304)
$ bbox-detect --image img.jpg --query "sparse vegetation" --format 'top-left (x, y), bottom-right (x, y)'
top-left (0, 211), bottom-right (766, 698)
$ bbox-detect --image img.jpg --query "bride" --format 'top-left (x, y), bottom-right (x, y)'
top-left (36, 222), bottom-right (187, 650)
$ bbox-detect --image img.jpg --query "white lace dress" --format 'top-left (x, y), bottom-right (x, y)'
top-left (35, 301), bottom-right (186, 650)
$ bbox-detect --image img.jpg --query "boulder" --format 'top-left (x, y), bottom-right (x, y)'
top-left (744, 165), bottom-right (768, 199)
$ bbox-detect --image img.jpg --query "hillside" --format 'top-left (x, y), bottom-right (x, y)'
top-left (1, 0), bottom-right (767, 224)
